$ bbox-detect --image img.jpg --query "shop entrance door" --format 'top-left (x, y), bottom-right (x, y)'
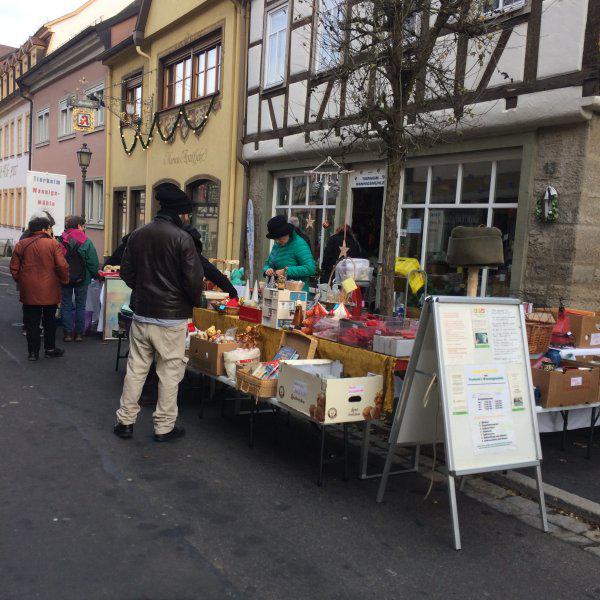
top-left (351, 187), bottom-right (384, 262)
top-left (113, 190), bottom-right (127, 245)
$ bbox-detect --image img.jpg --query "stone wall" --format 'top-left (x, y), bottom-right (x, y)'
top-left (524, 116), bottom-right (600, 310)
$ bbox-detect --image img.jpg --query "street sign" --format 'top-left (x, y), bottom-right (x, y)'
top-left (73, 108), bottom-right (95, 132)
top-left (67, 96), bottom-right (100, 109)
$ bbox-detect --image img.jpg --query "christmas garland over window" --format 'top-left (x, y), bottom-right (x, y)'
top-left (534, 186), bottom-right (558, 223)
top-left (119, 94), bottom-right (217, 155)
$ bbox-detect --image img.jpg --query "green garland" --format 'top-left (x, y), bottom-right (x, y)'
top-left (534, 186), bottom-right (558, 223)
top-left (119, 94), bottom-right (217, 155)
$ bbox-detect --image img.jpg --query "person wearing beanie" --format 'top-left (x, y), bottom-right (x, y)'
top-left (262, 215), bottom-right (315, 291)
top-left (114, 182), bottom-right (204, 443)
top-left (182, 224), bottom-right (238, 298)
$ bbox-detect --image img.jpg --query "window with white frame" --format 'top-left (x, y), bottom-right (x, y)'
top-left (84, 179), bottom-right (104, 226)
top-left (315, 0), bottom-right (344, 72)
top-left (264, 6), bottom-right (288, 88)
top-left (36, 109), bottom-right (49, 144)
top-left (482, 0), bottom-right (524, 15)
top-left (86, 84), bottom-right (105, 128)
top-left (399, 153), bottom-right (521, 298)
top-left (273, 173), bottom-right (338, 265)
top-left (66, 181), bottom-right (75, 215)
top-left (59, 100), bottom-right (73, 137)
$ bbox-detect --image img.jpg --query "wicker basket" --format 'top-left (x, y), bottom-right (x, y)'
top-left (525, 319), bottom-right (554, 354)
top-left (236, 364), bottom-right (277, 399)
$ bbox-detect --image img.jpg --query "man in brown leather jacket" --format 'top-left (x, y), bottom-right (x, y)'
top-left (114, 183), bottom-right (204, 443)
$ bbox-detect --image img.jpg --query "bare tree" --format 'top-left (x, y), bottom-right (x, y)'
top-left (301, 0), bottom-right (502, 313)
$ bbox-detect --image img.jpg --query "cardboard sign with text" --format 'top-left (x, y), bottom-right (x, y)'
top-left (26, 171), bottom-right (66, 236)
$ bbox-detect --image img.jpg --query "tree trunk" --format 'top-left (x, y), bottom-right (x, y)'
top-left (379, 147), bottom-right (404, 315)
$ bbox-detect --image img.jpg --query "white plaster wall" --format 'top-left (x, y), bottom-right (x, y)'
top-left (249, 0), bottom-right (265, 43)
top-left (0, 101), bottom-right (30, 192)
top-left (293, 0), bottom-right (314, 20)
top-left (537, 0), bottom-right (588, 78)
top-left (425, 35), bottom-right (456, 99)
top-left (287, 81), bottom-right (307, 125)
top-left (247, 45), bottom-right (262, 90)
top-left (489, 23), bottom-right (527, 87)
top-left (464, 32), bottom-right (499, 91)
top-left (271, 93), bottom-right (285, 129)
top-left (261, 98), bottom-right (273, 131)
top-left (246, 94), bottom-right (259, 135)
top-left (289, 26), bottom-right (312, 75)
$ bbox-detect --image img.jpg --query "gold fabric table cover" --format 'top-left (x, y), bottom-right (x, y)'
top-left (193, 308), bottom-right (397, 412)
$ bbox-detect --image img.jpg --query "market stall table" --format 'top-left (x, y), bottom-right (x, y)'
top-left (536, 402), bottom-right (600, 459)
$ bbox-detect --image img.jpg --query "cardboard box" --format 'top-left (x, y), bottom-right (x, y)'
top-left (373, 335), bottom-right (415, 357)
top-left (277, 360), bottom-right (384, 424)
top-left (188, 336), bottom-right (238, 376)
top-left (235, 330), bottom-right (317, 398)
top-left (532, 364), bottom-right (600, 408)
top-left (567, 313), bottom-right (600, 348)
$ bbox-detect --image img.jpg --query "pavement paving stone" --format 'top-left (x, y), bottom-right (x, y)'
top-left (547, 511), bottom-right (591, 534)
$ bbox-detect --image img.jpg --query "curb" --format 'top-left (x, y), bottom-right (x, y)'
top-left (487, 469), bottom-right (600, 526)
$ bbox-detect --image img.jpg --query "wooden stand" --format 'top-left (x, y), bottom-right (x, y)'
top-left (467, 266), bottom-right (480, 297)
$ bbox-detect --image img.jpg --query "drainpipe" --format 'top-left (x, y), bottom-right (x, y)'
top-left (133, 30), bottom-right (151, 60)
top-left (103, 65), bottom-right (112, 258)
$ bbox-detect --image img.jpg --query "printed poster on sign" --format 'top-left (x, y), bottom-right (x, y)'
top-left (26, 171), bottom-right (66, 236)
top-left (471, 307), bottom-right (490, 348)
top-left (464, 365), bottom-right (516, 454)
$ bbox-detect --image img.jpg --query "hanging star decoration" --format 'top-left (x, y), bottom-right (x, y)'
top-left (305, 213), bottom-right (315, 229)
top-left (339, 239), bottom-right (349, 258)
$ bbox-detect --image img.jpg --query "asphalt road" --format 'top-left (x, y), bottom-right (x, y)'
top-left (1, 264), bottom-right (600, 600)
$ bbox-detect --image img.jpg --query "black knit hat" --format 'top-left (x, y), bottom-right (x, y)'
top-left (266, 215), bottom-right (293, 239)
top-left (155, 182), bottom-right (198, 213)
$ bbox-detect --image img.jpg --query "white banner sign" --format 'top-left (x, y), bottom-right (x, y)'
top-left (26, 170), bottom-right (66, 236)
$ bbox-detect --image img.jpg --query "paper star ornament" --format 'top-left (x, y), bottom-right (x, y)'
top-left (305, 213), bottom-right (315, 229)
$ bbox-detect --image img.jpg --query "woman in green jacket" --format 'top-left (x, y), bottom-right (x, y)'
top-left (263, 215), bottom-right (315, 291)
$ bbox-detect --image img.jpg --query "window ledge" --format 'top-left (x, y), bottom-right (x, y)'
top-left (35, 141), bottom-right (50, 148)
top-left (261, 81), bottom-right (286, 97)
top-left (86, 223), bottom-right (104, 230)
top-left (58, 133), bottom-right (76, 142)
top-left (483, 1), bottom-right (527, 21)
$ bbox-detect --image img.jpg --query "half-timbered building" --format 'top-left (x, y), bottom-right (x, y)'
top-left (242, 0), bottom-right (600, 309)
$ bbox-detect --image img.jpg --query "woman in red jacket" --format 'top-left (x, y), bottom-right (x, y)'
top-left (10, 214), bottom-right (69, 361)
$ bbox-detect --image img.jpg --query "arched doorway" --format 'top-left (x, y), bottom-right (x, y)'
top-left (186, 177), bottom-right (220, 259)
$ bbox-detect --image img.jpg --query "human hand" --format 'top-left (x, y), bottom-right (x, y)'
top-left (275, 269), bottom-right (286, 277)
top-left (265, 268), bottom-right (275, 276)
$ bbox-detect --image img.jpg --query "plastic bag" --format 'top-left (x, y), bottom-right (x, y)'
top-left (394, 257), bottom-right (425, 294)
top-left (223, 347), bottom-right (261, 381)
top-left (335, 258), bottom-right (373, 283)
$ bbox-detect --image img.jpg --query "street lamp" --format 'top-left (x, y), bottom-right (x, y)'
top-left (76, 142), bottom-right (92, 221)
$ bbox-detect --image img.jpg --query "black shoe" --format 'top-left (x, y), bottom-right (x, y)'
top-left (154, 426), bottom-right (186, 443)
top-left (113, 422), bottom-right (133, 439)
top-left (44, 348), bottom-right (65, 358)
top-left (28, 352), bottom-right (39, 361)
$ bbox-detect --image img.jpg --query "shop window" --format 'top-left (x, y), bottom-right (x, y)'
top-left (114, 190), bottom-right (127, 240)
top-left (85, 180), bottom-right (104, 226)
top-left (430, 164), bottom-right (458, 204)
top-left (461, 161), bottom-right (492, 204)
top-left (273, 173), bottom-right (338, 265)
top-left (162, 37), bottom-right (221, 109)
top-left (16, 117), bottom-right (22, 155)
top-left (400, 154), bottom-right (521, 296)
top-left (264, 5), bottom-right (288, 88)
top-left (188, 179), bottom-right (220, 258)
top-left (132, 188), bottom-right (146, 229)
top-left (59, 99), bottom-right (73, 137)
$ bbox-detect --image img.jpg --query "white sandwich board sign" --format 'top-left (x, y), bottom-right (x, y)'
top-left (26, 171), bottom-right (66, 236)
top-left (376, 296), bottom-right (548, 549)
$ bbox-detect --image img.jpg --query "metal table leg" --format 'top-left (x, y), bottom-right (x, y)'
top-left (343, 423), bottom-right (349, 481)
top-left (318, 425), bottom-right (326, 487)
top-left (587, 407), bottom-right (599, 460)
top-left (115, 336), bottom-right (122, 371)
top-left (560, 410), bottom-right (569, 451)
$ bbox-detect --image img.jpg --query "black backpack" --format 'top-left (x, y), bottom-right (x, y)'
top-left (62, 239), bottom-right (86, 285)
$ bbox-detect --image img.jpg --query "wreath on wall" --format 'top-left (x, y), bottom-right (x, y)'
top-left (534, 186), bottom-right (558, 223)
top-left (119, 94), bottom-right (217, 156)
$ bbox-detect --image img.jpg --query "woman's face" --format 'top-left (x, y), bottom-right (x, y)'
top-left (276, 234), bottom-right (290, 246)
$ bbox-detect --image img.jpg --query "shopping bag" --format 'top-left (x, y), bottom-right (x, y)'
top-left (394, 257), bottom-right (425, 294)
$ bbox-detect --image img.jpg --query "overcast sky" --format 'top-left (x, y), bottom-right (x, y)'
top-left (0, 0), bottom-right (84, 48)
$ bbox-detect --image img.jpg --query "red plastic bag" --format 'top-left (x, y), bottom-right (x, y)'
top-left (551, 307), bottom-right (573, 346)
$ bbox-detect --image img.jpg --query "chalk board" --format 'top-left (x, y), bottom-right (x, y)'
top-left (393, 296), bottom-right (541, 476)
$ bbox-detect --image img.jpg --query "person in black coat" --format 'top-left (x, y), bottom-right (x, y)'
top-left (103, 233), bottom-right (131, 269)
top-left (320, 225), bottom-right (363, 284)
top-left (182, 224), bottom-right (238, 298)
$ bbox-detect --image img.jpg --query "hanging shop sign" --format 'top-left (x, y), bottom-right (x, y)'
top-left (350, 167), bottom-right (386, 188)
top-left (73, 108), bottom-right (95, 132)
top-left (376, 296), bottom-right (548, 550)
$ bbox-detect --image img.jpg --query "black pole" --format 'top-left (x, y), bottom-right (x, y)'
top-left (81, 167), bottom-right (87, 221)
